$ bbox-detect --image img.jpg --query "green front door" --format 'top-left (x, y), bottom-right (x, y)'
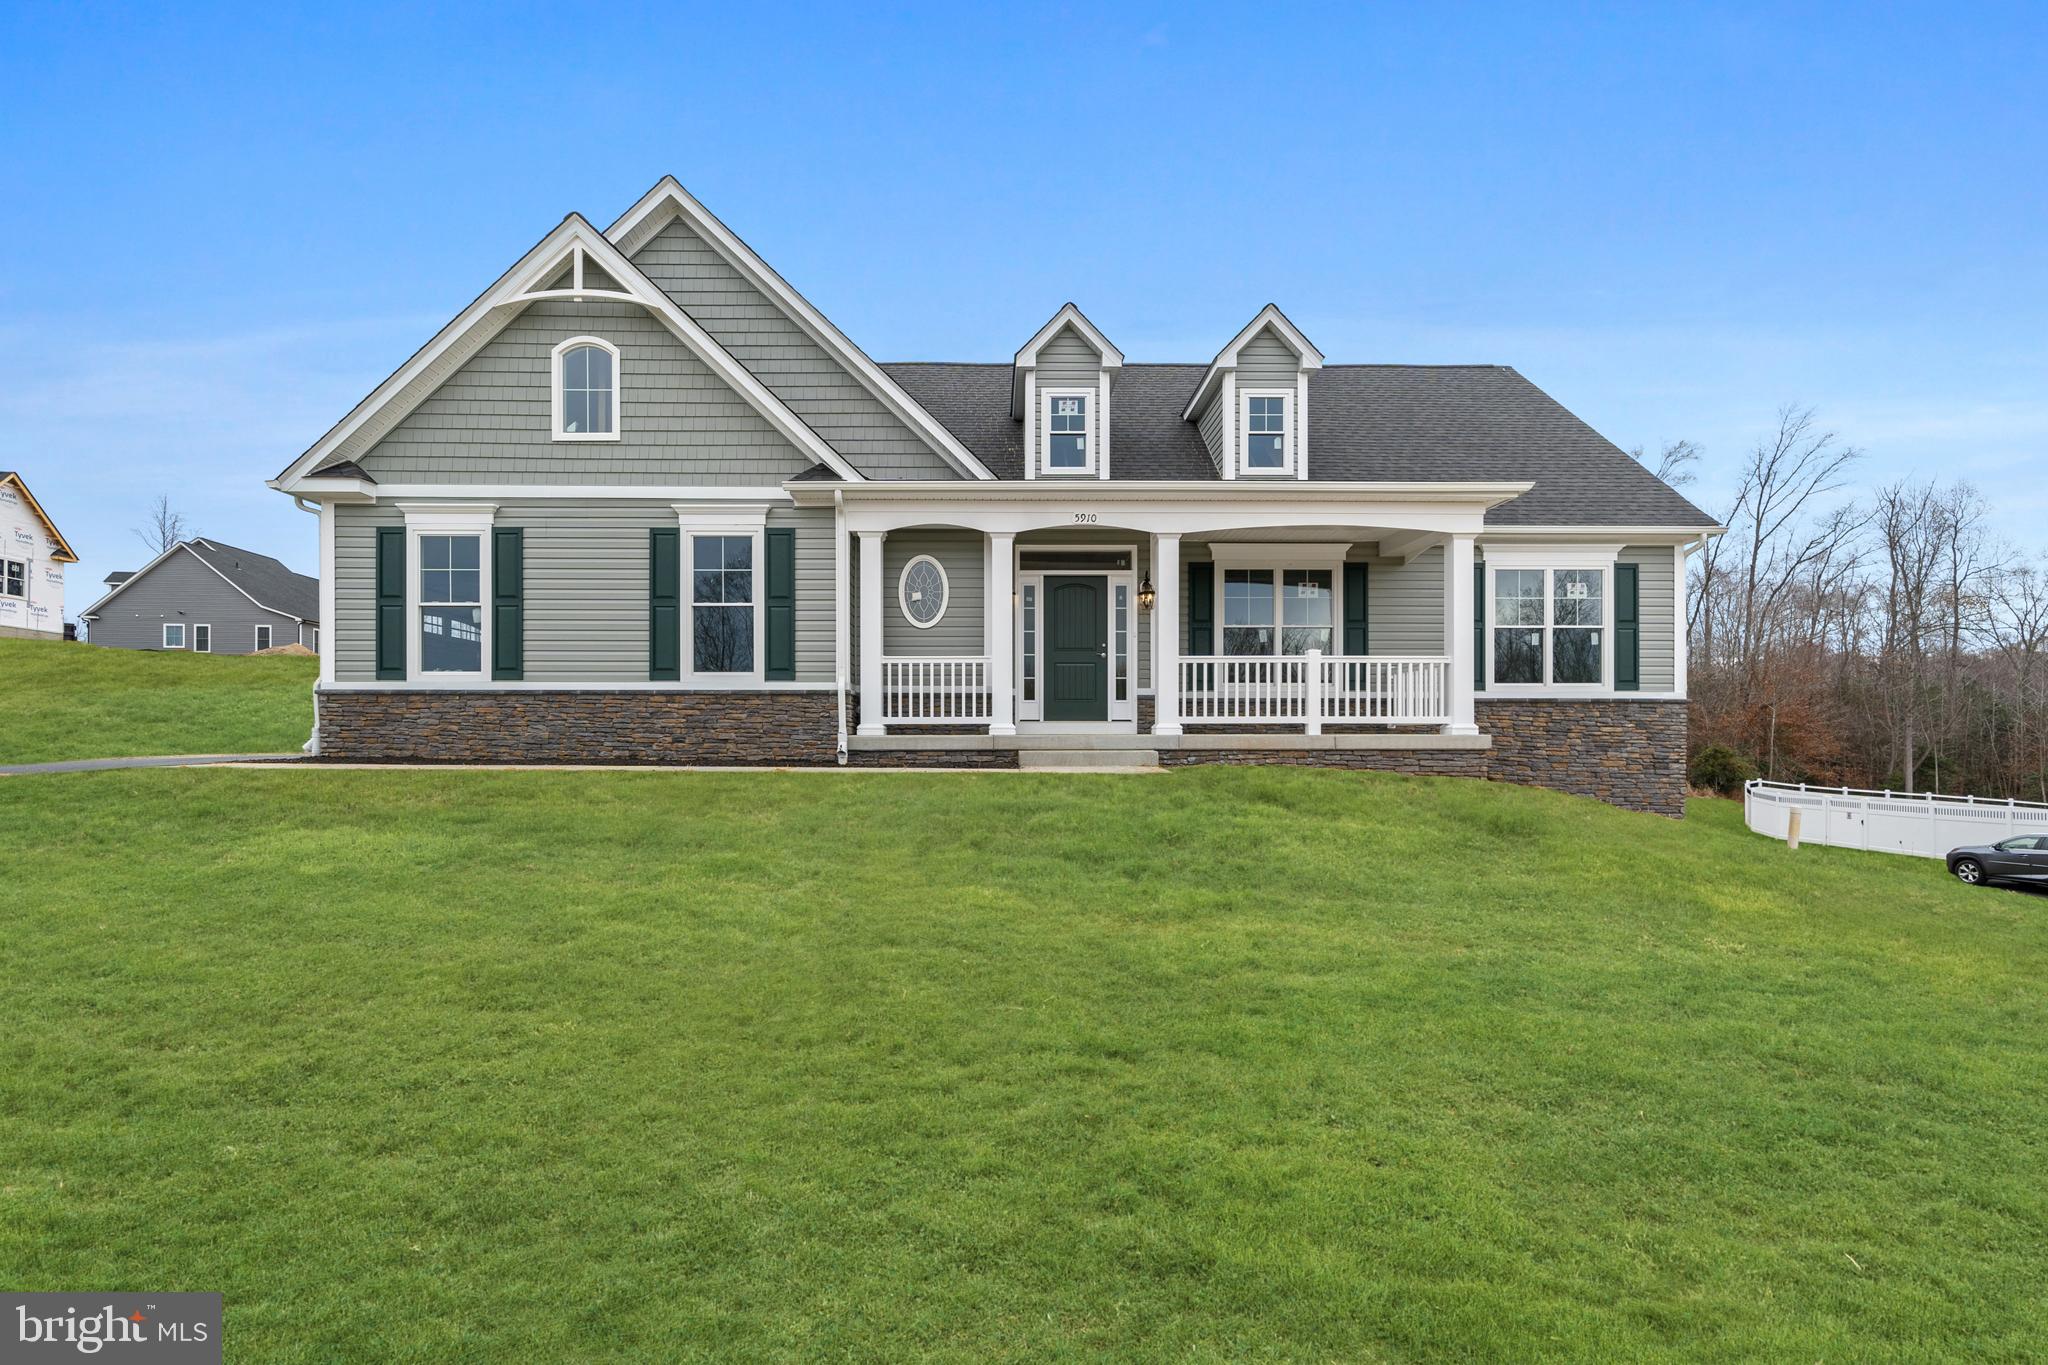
top-left (1044, 575), bottom-right (1108, 721)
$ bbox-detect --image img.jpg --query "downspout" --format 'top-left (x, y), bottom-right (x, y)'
top-left (291, 494), bottom-right (322, 756)
top-left (834, 488), bottom-right (849, 765)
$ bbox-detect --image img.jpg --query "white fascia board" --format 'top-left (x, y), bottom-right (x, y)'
top-left (789, 478), bottom-right (1534, 508)
top-left (1182, 304), bottom-right (1326, 421)
top-left (605, 177), bottom-right (996, 481)
top-left (274, 214), bottom-right (867, 494)
top-left (1, 472), bottom-right (79, 562)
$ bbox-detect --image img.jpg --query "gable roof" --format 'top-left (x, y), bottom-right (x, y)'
top-left (1010, 304), bottom-right (1123, 418)
top-left (606, 177), bottom-right (994, 481)
top-left (79, 538), bottom-right (319, 623)
top-left (272, 213), bottom-right (865, 490)
top-left (0, 471), bottom-right (79, 562)
top-left (1182, 305), bottom-right (1326, 421)
top-left (881, 362), bottom-right (1718, 528)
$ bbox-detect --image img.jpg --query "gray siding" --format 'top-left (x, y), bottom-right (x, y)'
top-left (84, 548), bottom-right (305, 653)
top-left (1238, 328), bottom-right (1301, 388)
top-left (882, 529), bottom-right (984, 657)
top-left (1036, 326), bottom-right (1101, 388)
top-left (357, 301), bottom-right (812, 486)
top-left (1360, 545), bottom-right (1447, 656)
top-left (331, 501), bottom-right (835, 685)
top-left (1196, 392), bottom-right (1226, 474)
top-left (1622, 544), bottom-right (1677, 691)
top-left (630, 219), bottom-right (957, 480)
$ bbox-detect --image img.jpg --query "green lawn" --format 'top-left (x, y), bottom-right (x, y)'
top-left (0, 638), bottom-right (315, 762)
top-left (1, 768), bottom-right (2043, 1361)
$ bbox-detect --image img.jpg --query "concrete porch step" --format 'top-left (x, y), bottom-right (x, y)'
top-left (1018, 747), bottom-right (1162, 772)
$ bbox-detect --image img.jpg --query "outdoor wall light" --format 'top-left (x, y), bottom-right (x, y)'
top-left (1137, 575), bottom-right (1155, 613)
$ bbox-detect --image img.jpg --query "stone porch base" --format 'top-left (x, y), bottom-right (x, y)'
top-left (315, 690), bottom-right (1687, 814)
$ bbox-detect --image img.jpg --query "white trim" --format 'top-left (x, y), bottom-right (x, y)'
top-left (1480, 544), bottom-right (1623, 695)
top-left (1238, 388), bottom-right (1295, 477)
top-left (897, 554), bottom-right (950, 630)
top-left (192, 623), bottom-right (213, 654)
top-left (1220, 371), bottom-right (1237, 480)
top-left (254, 623), bottom-right (274, 652)
top-left (161, 622), bottom-right (185, 650)
top-left (1039, 388), bottom-right (1097, 477)
top-left (603, 177), bottom-right (994, 480)
top-left (1296, 371), bottom-right (1311, 481)
top-left (1012, 303), bottom-right (1125, 370)
top-left (319, 680), bottom-right (841, 694)
top-left (1672, 542), bottom-right (1690, 700)
top-left (319, 484), bottom-right (795, 504)
top-left (1182, 304), bottom-right (1325, 422)
top-left (549, 336), bottom-right (621, 442)
top-left (272, 214), bottom-right (866, 491)
top-left (1011, 542), bottom-right (1142, 728)
top-left (402, 506), bottom-right (496, 684)
top-left (678, 505), bottom-right (767, 686)
top-left (318, 501), bottom-right (337, 685)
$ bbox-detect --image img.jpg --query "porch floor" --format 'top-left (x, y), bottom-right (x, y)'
top-left (849, 731), bottom-right (1493, 753)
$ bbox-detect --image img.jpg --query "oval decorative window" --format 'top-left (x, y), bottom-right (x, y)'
top-left (898, 555), bottom-right (949, 629)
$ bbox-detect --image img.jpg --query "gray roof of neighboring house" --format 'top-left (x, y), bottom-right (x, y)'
top-left (182, 539), bottom-right (320, 622)
top-left (879, 362), bottom-right (1717, 528)
top-left (103, 571), bottom-right (133, 586)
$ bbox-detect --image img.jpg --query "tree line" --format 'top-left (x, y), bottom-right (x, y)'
top-left (1670, 407), bottom-right (2048, 800)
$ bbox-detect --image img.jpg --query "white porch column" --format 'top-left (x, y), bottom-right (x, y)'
top-left (1443, 532), bottom-right (1478, 735)
top-left (1152, 532), bottom-right (1183, 735)
top-left (986, 531), bottom-right (1016, 735)
top-left (857, 530), bottom-right (887, 735)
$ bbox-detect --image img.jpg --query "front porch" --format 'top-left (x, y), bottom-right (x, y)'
top-left (814, 479), bottom-right (1515, 744)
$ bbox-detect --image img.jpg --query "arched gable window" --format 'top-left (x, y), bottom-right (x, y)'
top-left (552, 336), bottom-right (620, 440)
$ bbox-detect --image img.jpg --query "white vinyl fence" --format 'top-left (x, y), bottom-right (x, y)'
top-left (1744, 780), bottom-right (2048, 859)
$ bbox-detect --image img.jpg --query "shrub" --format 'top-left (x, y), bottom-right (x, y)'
top-left (1690, 745), bottom-right (1759, 796)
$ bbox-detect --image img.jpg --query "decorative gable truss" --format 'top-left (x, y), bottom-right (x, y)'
top-left (271, 214), bottom-right (865, 495)
top-left (607, 177), bottom-right (995, 482)
top-left (1182, 304), bottom-right (1325, 482)
top-left (1011, 304), bottom-right (1124, 482)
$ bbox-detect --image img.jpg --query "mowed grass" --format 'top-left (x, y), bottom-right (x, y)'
top-left (0, 638), bottom-right (315, 762)
top-left (1, 768), bottom-right (2044, 1361)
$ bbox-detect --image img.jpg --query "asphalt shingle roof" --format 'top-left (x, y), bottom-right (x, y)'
top-left (879, 362), bottom-right (1716, 528)
top-left (184, 538), bottom-right (320, 623)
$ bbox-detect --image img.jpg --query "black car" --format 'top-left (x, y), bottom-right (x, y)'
top-left (1947, 834), bottom-right (2048, 887)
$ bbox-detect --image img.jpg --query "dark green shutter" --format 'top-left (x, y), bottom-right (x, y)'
top-left (1472, 560), bottom-right (1486, 692)
top-left (492, 527), bottom-right (524, 680)
top-left (1614, 561), bottom-right (1640, 692)
top-left (1342, 562), bottom-right (1369, 656)
top-left (649, 528), bottom-right (680, 681)
top-left (374, 526), bottom-right (405, 680)
top-left (1186, 561), bottom-right (1215, 656)
top-left (764, 527), bottom-right (796, 682)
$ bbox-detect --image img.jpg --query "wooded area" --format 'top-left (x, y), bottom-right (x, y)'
top-left (1675, 407), bottom-right (2048, 799)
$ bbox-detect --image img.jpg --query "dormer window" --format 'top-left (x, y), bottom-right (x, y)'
top-left (552, 336), bottom-right (620, 441)
top-left (1044, 391), bottom-right (1093, 474)
top-left (1243, 392), bottom-right (1290, 473)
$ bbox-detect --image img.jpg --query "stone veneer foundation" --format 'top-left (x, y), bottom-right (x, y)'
top-left (316, 691), bottom-right (1684, 813)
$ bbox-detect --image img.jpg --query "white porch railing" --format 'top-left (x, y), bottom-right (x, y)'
top-left (1177, 652), bottom-right (1450, 731)
top-left (1744, 779), bottom-right (2048, 859)
top-left (878, 656), bottom-right (991, 724)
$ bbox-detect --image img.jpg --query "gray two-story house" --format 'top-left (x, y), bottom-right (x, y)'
top-left (270, 177), bottom-right (1718, 813)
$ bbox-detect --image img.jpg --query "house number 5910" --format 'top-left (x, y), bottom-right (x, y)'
top-left (1072, 512), bottom-right (1098, 524)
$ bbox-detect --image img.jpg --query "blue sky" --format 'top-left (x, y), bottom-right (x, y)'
top-left (3, 3), bottom-right (2043, 612)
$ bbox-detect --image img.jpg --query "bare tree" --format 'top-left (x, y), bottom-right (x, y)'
top-left (1631, 438), bottom-right (1703, 489)
top-left (132, 495), bottom-right (191, 555)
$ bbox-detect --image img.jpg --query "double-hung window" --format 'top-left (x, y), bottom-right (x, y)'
top-left (1492, 564), bottom-right (1607, 687)
top-left (419, 534), bottom-right (484, 674)
top-left (691, 534), bottom-right (755, 674)
top-left (1242, 392), bottom-right (1290, 473)
top-left (254, 624), bottom-right (273, 652)
top-left (161, 623), bottom-right (185, 649)
top-left (192, 624), bottom-right (212, 654)
top-left (1043, 391), bottom-right (1092, 473)
top-left (1221, 565), bottom-right (1336, 657)
top-left (1, 559), bottom-right (23, 597)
